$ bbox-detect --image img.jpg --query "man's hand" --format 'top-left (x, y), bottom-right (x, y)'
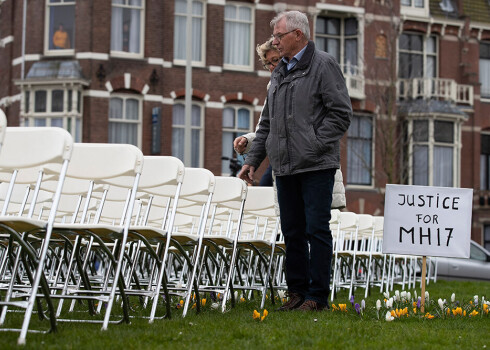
top-left (238, 164), bottom-right (255, 185)
top-left (233, 136), bottom-right (248, 154)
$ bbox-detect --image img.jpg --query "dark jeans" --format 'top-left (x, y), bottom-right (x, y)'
top-left (259, 164), bottom-right (273, 186)
top-left (275, 168), bottom-right (335, 306)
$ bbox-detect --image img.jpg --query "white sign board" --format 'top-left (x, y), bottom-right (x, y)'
top-left (383, 184), bottom-right (473, 258)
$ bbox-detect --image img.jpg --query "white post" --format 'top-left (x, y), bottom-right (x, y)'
top-left (184, 0), bottom-right (193, 166)
top-left (21, 0), bottom-right (27, 80)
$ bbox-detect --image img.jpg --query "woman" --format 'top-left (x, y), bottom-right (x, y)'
top-left (233, 39), bottom-right (279, 186)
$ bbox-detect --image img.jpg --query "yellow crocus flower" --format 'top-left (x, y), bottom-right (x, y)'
top-left (469, 310), bottom-right (479, 317)
top-left (253, 310), bottom-right (260, 320)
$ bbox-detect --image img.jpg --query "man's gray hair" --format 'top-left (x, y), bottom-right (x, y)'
top-left (270, 11), bottom-right (310, 41)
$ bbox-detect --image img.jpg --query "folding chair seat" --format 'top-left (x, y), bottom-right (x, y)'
top-left (0, 127), bottom-right (73, 345)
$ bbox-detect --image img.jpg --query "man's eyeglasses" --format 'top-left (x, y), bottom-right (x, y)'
top-left (263, 57), bottom-right (280, 69)
top-left (271, 29), bottom-right (297, 42)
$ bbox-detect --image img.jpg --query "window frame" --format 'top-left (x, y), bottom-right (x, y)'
top-left (173, 0), bottom-right (206, 67)
top-left (20, 85), bottom-right (83, 142)
top-left (108, 93), bottom-right (143, 148)
top-left (406, 116), bottom-right (463, 187)
top-left (110, 0), bottom-right (146, 59)
top-left (313, 10), bottom-right (365, 100)
top-left (172, 101), bottom-right (205, 168)
top-left (346, 114), bottom-right (374, 188)
top-left (479, 42), bottom-right (490, 101)
top-left (221, 104), bottom-right (254, 176)
top-left (315, 14), bottom-right (359, 74)
top-left (44, 0), bottom-right (76, 56)
top-left (400, 0), bottom-right (429, 18)
top-left (398, 32), bottom-right (438, 79)
top-left (223, 3), bottom-right (255, 72)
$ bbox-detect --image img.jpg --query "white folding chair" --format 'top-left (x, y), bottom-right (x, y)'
top-left (46, 143), bottom-right (144, 331)
top-left (189, 176), bottom-right (247, 314)
top-left (236, 186), bottom-right (280, 309)
top-left (0, 127), bottom-right (73, 345)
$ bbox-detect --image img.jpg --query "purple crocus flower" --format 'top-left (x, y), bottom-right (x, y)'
top-left (417, 297), bottom-right (421, 309)
top-left (350, 295), bottom-right (355, 305)
top-left (354, 303), bottom-right (361, 315)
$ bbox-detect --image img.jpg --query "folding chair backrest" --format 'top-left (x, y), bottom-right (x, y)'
top-left (60, 143), bottom-right (144, 225)
top-left (243, 186), bottom-right (275, 214)
top-left (0, 127), bottom-right (72, 170)
top-left (0, 127), bottom-right (74, 218)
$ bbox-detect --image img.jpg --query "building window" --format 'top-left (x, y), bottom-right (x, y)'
top-left (481, 134), bottom-right (490, 190)
top-left (222, 105), bottom-right (253, 175)
top-left (479, 43), bottom-right (490, 99)
top-left (401, 0), bottom-right (424, 7)
top-left (22, 87), bottom-right (82, 142)
top-left (45, 0), bottom-right (75, 54)
top-left (408, 118), bottom-right (460, 187)
top-left (315, 14), bottom-right (364, 99)
top-left (315, 16), bottom-right (358, 75)
top-left (223, 4), bottom-right (253, 69)
top-left (399, 33), bottom-right (437, 79)
top-left (347, 115), bottom-right (373, 186)
top-left (400, 0), bottom-right (429, 17)
top-left (174, 0), bottom-right (205, 64)
top-left (172, 103), bottom-right (203, 168)
top-left (108, 95), bottom-right (142, 147)
top-left (111, 0), bottom-right (145, 56)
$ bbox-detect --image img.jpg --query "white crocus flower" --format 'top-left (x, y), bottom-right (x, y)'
top-left (395, 290), bottom-right (400, 301)
top-left (376, 299), bottom-right (382, 311)
top-left (451, 293), bottom-right (455, 303)
top-left (438, 298), bottom-right (444, 310)
top-left (385, 311), bottom-right (394, 322)
top-left (407, 292), bottom-right (412, 302)
top-left (474, 295), bottom-right (479, 305)
top-left (383, 292), bottom-right (390, 299)
top-left (425, 291), bottom-right (429, 301)
top-left (361, 299), bottom-right (366, 310)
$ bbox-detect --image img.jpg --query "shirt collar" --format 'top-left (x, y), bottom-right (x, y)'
top-left (282, 44), bottom-right (308, 69)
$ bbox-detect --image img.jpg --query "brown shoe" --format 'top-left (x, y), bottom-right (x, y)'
top-left (278, 292), bottom-right (304, 311)
top-left (297, 299), bottom-right (329, 311)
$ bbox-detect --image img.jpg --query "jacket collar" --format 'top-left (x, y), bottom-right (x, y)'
top-left (276, 40), bottom-right (316, 77)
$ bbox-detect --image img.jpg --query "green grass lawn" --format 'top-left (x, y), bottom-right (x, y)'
top-left (0, 279), bottom-right (488, 349)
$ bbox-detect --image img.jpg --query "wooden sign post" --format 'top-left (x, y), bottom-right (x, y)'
top-left (420, 256), bottom-right (427, 313)
top-left (383, 184), bottom-right (473, 314)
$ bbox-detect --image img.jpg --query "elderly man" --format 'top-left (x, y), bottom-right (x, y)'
top-left (238, 11), bottom-right (352, 311)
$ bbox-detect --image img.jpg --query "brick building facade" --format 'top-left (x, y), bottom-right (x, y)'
top-left (1, 0), bottom-right (490, 249)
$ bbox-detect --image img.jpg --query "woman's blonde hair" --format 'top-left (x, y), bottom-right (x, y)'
top-left (256, 38), bottom-right (277, 64)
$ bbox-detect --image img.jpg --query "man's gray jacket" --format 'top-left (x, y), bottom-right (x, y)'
top-left (245, 41), bottom-right (352, 176)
